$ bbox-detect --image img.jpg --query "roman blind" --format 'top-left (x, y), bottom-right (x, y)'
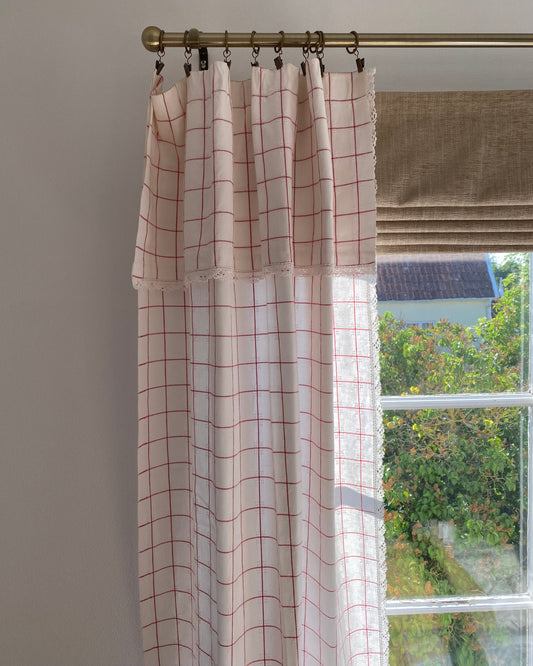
top-left (375, 90), bottom-right (533, 254)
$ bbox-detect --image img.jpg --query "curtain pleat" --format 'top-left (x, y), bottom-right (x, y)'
top-left (133, 59), bottom-right (386, 666)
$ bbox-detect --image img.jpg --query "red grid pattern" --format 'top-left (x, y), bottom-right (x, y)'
top-left (133, 59), bottom-right (376, 289)
top-left (134, 58), bottom-right (386, 665)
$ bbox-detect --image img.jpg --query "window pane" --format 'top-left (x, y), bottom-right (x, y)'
top-left (378, 253), bottom-right (530, 395)
top-left (384, 408), bottom-right (528, 598)
top-left (389, 610), bottom-right (529, 666)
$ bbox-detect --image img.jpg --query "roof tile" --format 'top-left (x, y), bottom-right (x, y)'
top-left (377, 254), bottom-right (498, 301)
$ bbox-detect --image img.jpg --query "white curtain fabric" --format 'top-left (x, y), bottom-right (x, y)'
top-left (132, 58), bottom-right (387, 666)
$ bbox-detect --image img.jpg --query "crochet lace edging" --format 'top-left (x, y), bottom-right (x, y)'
top-left (132, 262), bottom-right (376, 291)
top-left (368, 275), bottom-right (390, 666)
top-left (366, 68), bottom-right (378, 200)
top-left (364, 70), bottom-right (388, 665)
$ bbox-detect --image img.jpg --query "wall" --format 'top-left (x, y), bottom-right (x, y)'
top-left (378, 299), bottom-right (492, 328)
top-left (1, 1), bottom-right (532, 664)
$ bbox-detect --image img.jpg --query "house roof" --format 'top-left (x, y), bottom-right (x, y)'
top-left (376, 254), bottom-right (499, 302)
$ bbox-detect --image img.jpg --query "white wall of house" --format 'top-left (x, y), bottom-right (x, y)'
top-left (378, 298), bottom-right (493, 328)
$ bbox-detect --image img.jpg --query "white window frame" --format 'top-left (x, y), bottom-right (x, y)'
top-left (381, 255), bottom-right (533, 661)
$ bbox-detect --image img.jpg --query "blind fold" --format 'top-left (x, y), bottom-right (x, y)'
top-left (374, 90), bottom-right (533, 254)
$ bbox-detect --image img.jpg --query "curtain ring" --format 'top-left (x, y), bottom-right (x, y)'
top-left (274, 30), bottom-right (285, 53)
top-left (251, 30), bottom-right (260, 66)
top-left (301, 30), bottom-right (312, 75)
top-left (223, 30), bottom-right (232, 68)
top-left (274, 30), bottom-right (284, 70)
top-left (183, 30), bottom-right (192, 77)
top-left (347, 30), bottom-right (365, 72)
top-left (155, 30), bottom-right (165, 74)
top-left (309, 31), bottom-right (317, 53)
top-left (304, 30), bottom-right (312, 55)
top-left (346, 30), bottom-right (359, 55)
top-left (315, 30), bottom-right (326, 76)
top-left (310, 30), bottom-right (324, 55)
top-left (317, 30), bottom-right (325, 54)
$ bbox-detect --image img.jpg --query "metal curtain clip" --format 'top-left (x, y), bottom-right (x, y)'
top-left (183, 30), bottom-right (192, 77)
top-left (155, 30), bottom-right (165, 74)
top-left (274, 30), bottom-right (284, 70)
top-left (223, 30), bottom-right (232, 68)
top-left (199, 47), bottom-right (209, 71)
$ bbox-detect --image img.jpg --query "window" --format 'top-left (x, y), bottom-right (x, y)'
top-left (378, 253), bottom-right (532, 665)
top-left (406, 321), bottom-right (434, 330)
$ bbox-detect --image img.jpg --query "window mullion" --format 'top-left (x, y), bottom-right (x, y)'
top-left (381, 392), bottom-right (533, 411)
top-left (386, 593), bottom-right (533, 616)
top-left (527, 253), bottom-right (533, 666)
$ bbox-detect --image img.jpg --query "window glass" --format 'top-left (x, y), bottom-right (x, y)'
top-left (378, 253), bottom-right (530, 394)
top-left (389, 610), bottom-right (529, 666)
top-left (384, 407), bottom-right (528, 599)
top-left (379, 251), bottom-right (532, 665)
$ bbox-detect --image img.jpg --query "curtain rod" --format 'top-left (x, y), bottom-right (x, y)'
top-left (142, 27), bottom-right (533, 51)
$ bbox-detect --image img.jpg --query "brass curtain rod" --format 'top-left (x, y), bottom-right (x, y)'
top-left (142, 27), bottom-right (533, 51)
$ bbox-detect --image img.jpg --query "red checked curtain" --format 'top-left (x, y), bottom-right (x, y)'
top-left (132, 58), bottom-right (387, 666)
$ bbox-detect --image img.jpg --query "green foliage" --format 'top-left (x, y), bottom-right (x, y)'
top-left (490, 253), bottom-right (529, 283)
top-left (380, 257), bottom-right (530, 665)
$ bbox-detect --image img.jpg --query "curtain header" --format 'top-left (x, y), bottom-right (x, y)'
top-left (132, 60), bottom-right (377, 290)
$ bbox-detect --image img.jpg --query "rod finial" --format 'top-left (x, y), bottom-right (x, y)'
top-left (142, 26), bottom-right (163, 52)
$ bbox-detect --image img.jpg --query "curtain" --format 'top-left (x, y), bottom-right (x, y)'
top-left (132, 58), bottom-right (387, 666)
top-left (374, 90), bottom-right (533, 254)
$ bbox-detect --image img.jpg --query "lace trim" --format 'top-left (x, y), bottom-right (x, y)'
top-left (366, 68), bottom-right (378, 200)
top-left (368, 275), bottom-right (390, 666)
top-left (132, 262), bottom-right (376, 291)
top-left (363, 68), bottom-right (387, 664)
top-left (360, 70), bottom-right (387, 665)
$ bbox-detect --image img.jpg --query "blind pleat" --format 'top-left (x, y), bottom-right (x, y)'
top-left (378, 236), bottom-right (533, 255)
top-left (375, 90), bottom-right (533, 254)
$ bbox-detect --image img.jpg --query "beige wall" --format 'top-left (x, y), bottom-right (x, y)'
top-left (1, 1), bottom-right (532, 664)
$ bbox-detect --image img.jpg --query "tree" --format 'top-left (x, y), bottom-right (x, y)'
top-left (380, 257), bottom-right (530, 665)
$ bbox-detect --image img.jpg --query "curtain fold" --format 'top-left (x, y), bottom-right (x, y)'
top-left (374, 89), bottom-right (533, 254)
top-left (133, 58), bottom-right (386, 666)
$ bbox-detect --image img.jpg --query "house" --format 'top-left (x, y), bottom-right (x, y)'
top-left (376, 253), bottom-right (500, 328)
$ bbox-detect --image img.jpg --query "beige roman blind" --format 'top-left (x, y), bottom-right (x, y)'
top-left (375, 90), bottom-right (533, 254)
